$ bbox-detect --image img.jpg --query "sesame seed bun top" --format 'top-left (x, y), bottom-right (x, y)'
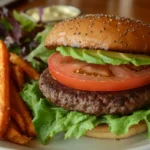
top-left (45, 14), bottom-right (150, 54)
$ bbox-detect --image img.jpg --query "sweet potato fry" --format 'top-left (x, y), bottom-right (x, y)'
top-left (5, 121), bottom-right (31, 145)
top-left (11, 65), bottom-right (24, 91)
top-left (10, 81), bottom-right (36, 137)
top-left (0, 40), bottom-right (10, 138)
top-left (9, 52), bottom-right (40, 80)
top-left (10, 107), bottom-right (26, 134)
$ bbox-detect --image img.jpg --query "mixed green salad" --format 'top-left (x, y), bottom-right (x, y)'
top-left (2, 8), bottom-right (150, 144)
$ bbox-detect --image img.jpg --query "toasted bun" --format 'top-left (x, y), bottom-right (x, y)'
top-left (85, 121), bottom-right (147, 139)
top-left (45, 14), bottom-right (150, 54)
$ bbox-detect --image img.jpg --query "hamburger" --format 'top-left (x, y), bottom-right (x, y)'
top-left (39, 14), bottom-right (150, 139)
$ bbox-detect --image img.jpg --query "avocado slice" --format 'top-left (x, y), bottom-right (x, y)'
top-left (56, 46), bottom-right (150, 66)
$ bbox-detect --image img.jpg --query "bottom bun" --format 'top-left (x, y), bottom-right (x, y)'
top-left (85, 121), bottom-right (147, 139)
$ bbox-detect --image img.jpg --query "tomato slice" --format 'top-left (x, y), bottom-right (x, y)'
top-left (48, 52), bottom-right (150, 91)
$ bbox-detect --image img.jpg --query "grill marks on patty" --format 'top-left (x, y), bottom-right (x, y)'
top-left (39, 69), bottom-right (150, 116)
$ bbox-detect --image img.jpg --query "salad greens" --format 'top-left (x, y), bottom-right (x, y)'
top-left (0, 18), bottom-right (12, 31)
top-left (0, 8), bottom-right (22, 54)
top-left (26, 26), bottom-right (55, 71)
top-left (21, 81), bottom-right (150, 144)
top-left (13, 10), bottom-right (36, 32)
top-left (12, 10), bottom-right (55, 71)
top-left (0, 8), bottom-right (54, 71)
top-left (0, 8), bottom-right (44, 56)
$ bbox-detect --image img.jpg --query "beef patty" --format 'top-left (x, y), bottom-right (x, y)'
top-left (39, 69), bottom-right (150, 116)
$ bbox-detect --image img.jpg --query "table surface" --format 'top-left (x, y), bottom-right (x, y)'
top-left (9, 0), bottom-right (150, 23)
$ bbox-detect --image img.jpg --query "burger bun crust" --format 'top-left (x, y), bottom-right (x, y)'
top-left (85, 121), bottom-right (147, 139)
top-left (46, 14), bottom-right (150, 54)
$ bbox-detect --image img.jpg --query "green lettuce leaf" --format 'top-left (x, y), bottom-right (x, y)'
top-left (0, 18), bottom-right (12, 31)
top-left (104, 111), bottom-right (150, 136)
top-left (13, 11), bottom-right (55, 71)
top-left (8, 44), bottom-right (21, 55)
top-left (20, 81), bottom-right (150, 144)
top-left (56, 46), bottom-right (150, 66)
top-left (26, 26), bottom-right (55, 72)
top-left (20, 81), bottom-right (99, 144)
top-left (13, 10), bottom-right (36, 32)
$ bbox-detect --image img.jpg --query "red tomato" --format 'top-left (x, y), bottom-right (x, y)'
top-left (48, 52), bottom-right (150, 91)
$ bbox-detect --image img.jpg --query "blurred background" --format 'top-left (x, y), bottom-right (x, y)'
top-left (2, 0), bottom-right (150, 23)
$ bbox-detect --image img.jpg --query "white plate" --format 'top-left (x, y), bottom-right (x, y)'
top-left (0, 132), bottom-right (150, 150)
